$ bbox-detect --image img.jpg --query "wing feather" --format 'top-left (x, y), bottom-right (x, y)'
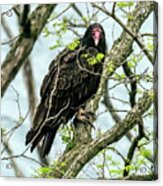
top-left (26, 23), bottom-right (106, 157)
top-left (26, 45), bottom-right (104, 156)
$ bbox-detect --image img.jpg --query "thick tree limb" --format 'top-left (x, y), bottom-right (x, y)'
top-left (1, 5), bottom-right (56, 97)
top-left (62, 89), bottom-right (153, 178)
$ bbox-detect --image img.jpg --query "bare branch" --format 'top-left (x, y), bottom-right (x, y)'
top-left (1, 5), bottom-right (56, 97)
top-left (1, 136), bottom-right (25, 177)
top-left (92, 2), bottom-right (155, 64)
top-left (2, 153), bottom-right (45, 167)
top-left (112, 2), bottom-right (116, 15)
top-left (1, 5), bottom-right (20, 17)
top-left (72, 3), bottom-right (88, 26)
top-left (48, 4), bottom-right (72, 23)
top-left (123, 119), bottom-right (147, 176)
top-left (23, 61), bottom-right (37, 119)
top-left (1, 16), bottom-right (13, 38)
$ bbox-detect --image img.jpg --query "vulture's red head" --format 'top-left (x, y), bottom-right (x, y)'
top-left (82, 23), bottom-right (107, 53)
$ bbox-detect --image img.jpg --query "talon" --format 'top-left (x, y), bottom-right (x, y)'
top-left (75, 108), bottom-right (95, 129)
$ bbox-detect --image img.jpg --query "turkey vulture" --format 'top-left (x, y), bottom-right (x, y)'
top-left (25, 23), bottom-right (107, 157)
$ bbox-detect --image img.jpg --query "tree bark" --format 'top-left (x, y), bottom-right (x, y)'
top-left (1, 5), bottom-right (56, 97)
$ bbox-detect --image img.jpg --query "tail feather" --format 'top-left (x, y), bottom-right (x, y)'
top-left (25, 126), bottom-right (59, 158)
top-left (25, 129), bottom-right (37, 145)
top-left (30, 132), bottom-right (44, 153)
top-left (41, 128), bottom-right (58, 157)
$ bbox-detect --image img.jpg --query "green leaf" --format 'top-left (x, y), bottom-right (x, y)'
top-left (141, 149), bottom-right (152, 157)
top-left (67, 40), bottom-right (80, 51)
top-left (49, 45), bottom-right (59, 50)
top-left (147, 42), bottom-right (154, 52)
top-left (127, 14), bottom-right (134, 21)
top-left (137, 88), bottom-right (143, 94)
top-left (62, 135), bottom-right (70, 143)
top-left (117, 2), bottom-right (134, 8)
top-left (1, 127), bottom-right (6, 135)
top-left (42, 27), bottom-right (51, 37)
top-left (124, 165), bottom-right (135, 171)
top-left (106, 155), bottom-right (112, 161)
top-left (60, 162), bottom-right (67, 167)
top-left (107, 61), bottom-right (115, 74)
top-left (38, 167), bottom-right (51, 174)
top-left (82, 16), bottom-right (87, 23)
top-left (49, 39), bottom-right (63, 50)
top-left (127, 61), bottom-right (135, 68)
top-left (96, 164), bottom-right (104, 169)
top-left (87, 56), bottom-right (97, 65)
top-left (18, 116), bottom-right (24, 123)
top-left (107, 64), bottom-right (114, 73)
top-left (109, 169), bottom-right (122, 175)
top-left (96, 53), bottom-right (105, 62)
top-left (52, 22), bottom-right (58, 28)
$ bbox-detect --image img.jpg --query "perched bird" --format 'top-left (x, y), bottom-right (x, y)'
top-left (25, 23), bottom-right (107, 157)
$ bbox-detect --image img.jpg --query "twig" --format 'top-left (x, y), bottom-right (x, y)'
top-left (92, 3), bottom-right (154, 64)
top-left (48, 4), bottom-right (72, 23)
top-left (11, 85), bottom-right (22, 118)
top-left (67, 21), bottom-right (86, 28)
top-left (1, 109), bottom-right (30, 154)
top-left (1, 136), bottom-right (25, 177)
top-left (2, 153), bottom-right (45, 167)
top-left (1, 16), bottom-right (13, 38)
top-left (107, 147), bottom-right (126, 162)
top-left (102, 79), bottom-right (132, 141)
top-left (123, 119), bottom-right (147, 176)
top-left (1, 5), bottom-right (20, 17)
top-left (68, 27), bottom-right (81, 38)
top-left (112, 2), bottom-right (117, 15)
top-left (109, 96), bottom-right (129, 105)
top-left (141, 33), bottom-right (157, 37)
top-left (1, 35), bottom-right (20, 46)
top-left (72, 3), bottom-right (87, 25)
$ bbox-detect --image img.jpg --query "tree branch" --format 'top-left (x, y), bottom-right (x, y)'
top-left (123, 119), bottom-right (146, 176)
top-left (72, 3), bottom-right (88, 26)
top-left (1, 5), bottom-right (56, 97)
top-left (92, 2), bottom-right (155, 65)
top-left (2, 136), bottom-right (25, 177)
top-left (103, 79), bottom-right (133, 141)
top-left (63, 89), bottom-right (153, 178)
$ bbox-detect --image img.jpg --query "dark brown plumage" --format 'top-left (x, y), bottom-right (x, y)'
top-left (25, 23), bottom-right (107, 157)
